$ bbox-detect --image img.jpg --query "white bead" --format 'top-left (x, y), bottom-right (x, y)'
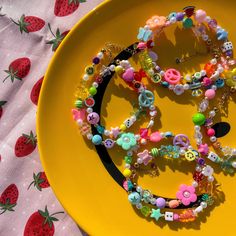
top-left (195, 125), bottom-right (201, 131)
top-left (185, 74), bottom-right (191, 81)
top-left (148, 69), bottom-right (154, 76)
top-left (140, 138), bottom-right (147, 145)
top-left (217, 66), bottom-right (224, 73)
top-left (210, 136), bottom-right (217, 142)
top-left (109, 65), bottom-right (115, 71)
top-left (125, 164), bottom-right (131, 168)
top-left (77, 119), bottom-right (83, 126)
top-left (196, 166), bottom-right (202, 172)
top-left (201, 202), bottom-right (208, 209)
top-left (210, 58), bottom-right (217, 65)
top-left (211, 71), bottom-right (219, 79)
top-left (83, 74), bottom-right (89, 81)
top-left (216, 26), bottom-right (222, 30)
top-left (208, 175), bottom-right (214, 182)
top-left (232, 162), bottom-right (236, 168)
top-left (205, 16), bottom-right (211, 23)
top-left (92, 82), bottom-right (98, 88)
top-left (160, 132), bottom-right (165, 137)
top-left (150, 105), bottom-right (155, 110)
top-left (169, 85), bottom-right (174, 90)
top-left (209, 110), bottom-right (216, 117)
top-left (104, 130), bottom-right (110, 136)
top-left (148, 120), bottom-right (154, 128)
top-left (183, 84), bottom-right (190, 90)
top-left (137, 157), bottom-right (143, 164)
top-left (211, 85), bottom-right (217, 90)
top-left (160, 70), bottom-right (165, 76)
top-left (179, 149), bottom-right (186, 156)
top-left (194, 205), bottom-right (203, 214)
top-left (232, 149), bottom-right (236, 155)
top-left (86, 107), bottom-right (93, 113)
top-left (192, 181), bottom-right (198, 188)
top-left (97, 52), bottom-right (104, 59)
top-left (188, 145), bottom-right (193, 150)
top-left (135, 135), bottom-right (140, 140)
top-left (170, 17), bottom-right (177, 23)
top-left (201, 70), bottom-right (207, 77)
top-left (202, 34), bottom-right (209, 41)
top-left (131, 115), bottom-right (137, 122)
top-left (144, 25), bottom-right (150, 30)
top-left (87, 133), bottom-right (93, 140)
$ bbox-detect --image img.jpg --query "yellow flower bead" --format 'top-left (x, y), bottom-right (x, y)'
top-left (224, 68), bottom-right (236, 87)
top-left (123, 168), bottom-right (132, 177)
top-left (120, 124), bottom-right (126, 131)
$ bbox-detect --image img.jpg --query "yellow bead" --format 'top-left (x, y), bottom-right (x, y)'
top-left (123, 168), bottom-right (132, 177)
top-left (115, 66), bottom-right (124, 74)
top-left (120, 124), bottom-right (126, 131)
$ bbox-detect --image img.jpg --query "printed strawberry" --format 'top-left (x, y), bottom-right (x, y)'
top-left (24, 206), bottom-right (64, 236)
top-left (54, 0), bottom-right (86, 17)
top-left (30, 77), bottom-right (44, 105)
top-left (0, 184), bottom-right (19, 214)
top-left (15, 131), bottom-right (37, 157)
top-left (11, 14), bottom-right (45, 33)
top-left (46, 23), bottom-right (69, 51)
top-left (0, 101), bottom-right (7, 119)
top-left (3, 57), bottom-right (31, 83)
top-left (28, 172), bottom-right (50, 191)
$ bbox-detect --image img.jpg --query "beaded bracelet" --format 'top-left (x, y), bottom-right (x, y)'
top-left (72, 45), bottom-right (159, 149)
top-left (135, 7), bottom-right (234, 96)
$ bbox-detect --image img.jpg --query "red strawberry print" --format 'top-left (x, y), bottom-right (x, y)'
top-left (3, 57), bottom-right (31, 83)
top-left (15, 131), bottom-right (37, 157)
top-left (0, 101), bottom-right (7, 119)
top-left (30, 77), bottom-right (44, 105)
top-left (0, 184), bottom-right (19, 214)
top-left (28, 172), bottom-right (50, 191)
top-left (54, 0), bottom-right (86, 17)
top-left (24, 206), bottom-right (64, 236)
top-left (46, 23), bottom-right (69, 51)
top-left (11, 14), bottom-right (45, 33)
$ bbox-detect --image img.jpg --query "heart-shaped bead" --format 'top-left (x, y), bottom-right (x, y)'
top-left (149, 131), bottom-right (162, 142)
top-left (122, 68), bottom-right (134, 82)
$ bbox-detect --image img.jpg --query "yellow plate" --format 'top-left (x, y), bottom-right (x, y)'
top-left (37, 0), bottom-right (236, 235)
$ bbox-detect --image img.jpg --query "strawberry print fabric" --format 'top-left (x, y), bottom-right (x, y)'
top-left (0, 0), bottom-right (103, 235)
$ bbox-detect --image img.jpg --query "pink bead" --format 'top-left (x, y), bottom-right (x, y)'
top-left (164, 69), bottom-right (181, 85)
top-left (122, 68), bottom-right (134, 82)
top-left (137, 42), bottom-right (147, 50)
top-left (194, 9), bottom-right (207, 23)
top-left (149, 131), bottom-right (162, 142)
top-left (207, 128), bottom-right (215, 137)
top-left (174, 213), bottom-right (179, 221)
top-left (169, 200), bottom-right (179, 209)
top-left (87, 112), bottom-right (100, 125)
top-left (203, 77), bottom-right (212, 86)
top-left (205, 89), bottom-right (215, 100)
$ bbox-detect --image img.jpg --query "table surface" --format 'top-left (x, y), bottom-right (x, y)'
top-left (0, 0), bottom-right (103, 235)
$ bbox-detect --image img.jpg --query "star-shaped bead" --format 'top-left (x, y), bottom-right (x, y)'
top-left (137, 149), bottom-right (153, 165)
top-left (150, 208), bottom-right (163, 221)
top-left (111, 127), bottom-right (120, 138)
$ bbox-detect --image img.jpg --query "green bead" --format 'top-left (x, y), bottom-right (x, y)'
top-left (192, 113), bottom-right (206, 125)
top-left (75, 99), bottom-right (83, 108)
top-left (183, 18), bottom-right (193, 28)
top-left (151, 148), bottom-right (159, 157)
top-left (140, 206), bottom-right (151, 217)
top-left (89, 86), bottom-right (97, 96)
top-left (125, 156), bottom-right (132, 164)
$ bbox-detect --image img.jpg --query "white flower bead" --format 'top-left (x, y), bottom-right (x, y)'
top-left (232, 149), bottom-right (236, 155)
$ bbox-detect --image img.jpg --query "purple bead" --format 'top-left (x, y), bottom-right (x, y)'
top-left (176, 12), bottom-right (185, 21)
top-left (87, 112), bottom-right (100, 125)
top-left (197, 158), bottom-right (205, 166)
top-left (208, 19), bottom-right (217, 29)
top-left (93, 57), bottom-right (100, 65)
top-left (226, 50), bottom-right (233, 57)
top-left (156, 197), bottom-right (166, 209)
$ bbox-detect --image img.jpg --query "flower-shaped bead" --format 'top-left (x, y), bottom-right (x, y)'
top-left (176, 184), bottom-right (197, 206)
top-left (117, 132), bottom-right (137, 150)
top-left (224, 68), bottom-right (236, 87)
top-left (146, 15), bottom-right (167, 31)
top-left (202, 165), bottom-right (214, 177)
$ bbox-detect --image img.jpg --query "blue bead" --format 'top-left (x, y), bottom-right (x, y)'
top-left (96, 125), bottom-right (105, 134)
top-left (92, 134), bottom-right (102, 145)
top-left (162, 81), bottom-right (169, 87)
top-left (128, 192), bottom-right (141, 205)
top-left (165, 132), bottom-right (173, 137)
top-left (215, 78), bottom-right (225, 88)
top-left (216, 28), bottom-right (228, 41)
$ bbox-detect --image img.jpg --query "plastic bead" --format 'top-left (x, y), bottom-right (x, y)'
top-left (140, 206), bottom-right (151, 217)
top-left (87, 112), bottom-right (100, 125)
top-left (183, 18), bottom-right (193, 28)
top-left (205, 89), bottom-right (215, 99)
top-left (119, 124), bottom-right (126, 131)
top-left (123, 168), bottom-right (132, 177)
top-left (169, 200), bottom-right (179, 208)
top-left (192, 113), bottom-right (206, 126)
top-left (89, 86), bottom-right (97, 96)
top-left (155, 198), bottom-right (166, 209)
top-left (128, 192), bottom-right (141, 205)
top-left (122, 68), bottom-right (134, 82)
top-left (207, 128), bottom-right (215, 137)
top-left (164, 69), bottom-right (181, 84)
top-left (194, 9), bottom-right (207, 23)
top-left (151, 148), bottom-right (159, 157)
top-left (75, 99), bottom-right (83, 108)
top-left (92, 134), bottom-right (102, 145)
top-left (85, 65), bottom-right (94, 76)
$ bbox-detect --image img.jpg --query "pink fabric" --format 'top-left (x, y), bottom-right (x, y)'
top-left (0, 0), bottom-right (103, 235)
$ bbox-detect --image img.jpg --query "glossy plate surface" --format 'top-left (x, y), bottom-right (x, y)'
top-left (37, 0), bottom-right (236, 235)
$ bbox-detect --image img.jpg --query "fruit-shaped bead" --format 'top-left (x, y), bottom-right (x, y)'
top-left (92, 134), bottom-right (102, 145)
top-left (192, 113), bottom-right (206, 126)
top-left (89, 86), bottom-right (97, 96)
top-left (75, 99), bottom-right (83, 108)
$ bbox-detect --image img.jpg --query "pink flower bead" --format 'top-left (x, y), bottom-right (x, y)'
top-left (176, 184), bottom-right (197, 206)
top-left (203, 77), bottom-right (212, 87)
top-left (205, 89), bottom-right (215, 100)
top-left (194, 9), bottom-right (207, 23)
top-left (207, 128), bottom-right (215, 137)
